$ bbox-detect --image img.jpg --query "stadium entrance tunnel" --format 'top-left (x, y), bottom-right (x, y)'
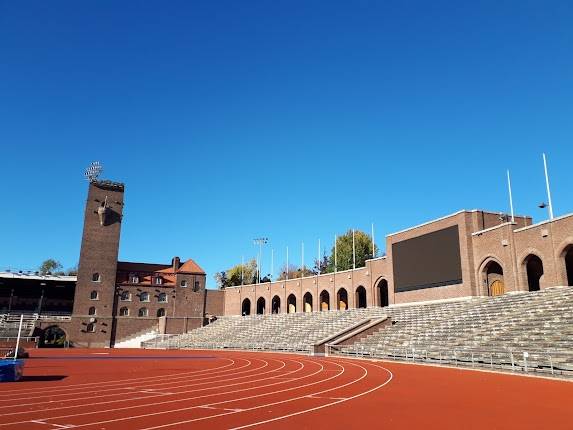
top-left (525, 255), bottom-right (544, 291)
top-left (303, 292), bottom-right (313, 312)
top-left (271, 295), bottom-right (281, 314)
top-left (564, 246), bottom-right (573, 286)
top-left (355, 286), bottom-right (367, 308)
top-left (287, 294), bottom-right (296, 313)
top-left (320, 290), bottom-right (330, 311)
top-left (483, 260), bottom-right (505, 296)
top-left (377, 279), bottom-right (389, 307)
top-left (337, 288), bottom-right (348, 310)
top-left (256, 297), bottom-right (265, 315)
top-left (242, 298), bottom-right (251, 316)
top-left (41, 326), bottom-right (67, 348)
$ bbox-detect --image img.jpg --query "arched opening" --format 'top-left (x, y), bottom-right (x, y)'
top-left (303, 292), bottom-right (313, 312)
top-left (319, 290), bottom-right (330, 311)
top-left (42, 326), bottom-right (67, 348)
top-left (483, 260), bottom-right (504, 296)
top-left (119, 307), bottom-right (129, 316)
top-left (564, 246), bottom-right (573, 286)
top-left (88, 306), bottom-right (96, 316)
top-left (157, 308), bottom-right (166, 317)
top-left (256, 297), bottom-right (266, 315)
top-left (138, 307), bottom-right (148, 317)
top-left (271, 295), bottom-right (281, 314)
top-left (287, 294), bottom-right (297, 313)
top-left (355, 286), bottom-right (367, 309)
top-left (241, 298), bottom-right (251, 316)
top-left (337, 288), bottom-right (348, 310)
top-left (525, 255), bottom-right (544, 291)
top-left (377, 279), bottom-right (389, 307)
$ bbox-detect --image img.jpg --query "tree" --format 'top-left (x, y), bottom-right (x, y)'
top-left (313, 254), bottom-right (329, 274)
top-left (214, 259), bottom-right (258, 289)
top-left (326, 229), bottom-right (378, 272)
top-left (39, 259), bottom-right (63, 275)
top-left (276, 263), bottom-right (315, 280)
top-left (66, 265), bottom-right (78, 276)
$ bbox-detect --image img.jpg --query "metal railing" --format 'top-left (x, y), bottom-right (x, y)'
top-left (328, 344), bottom-right (573, 378)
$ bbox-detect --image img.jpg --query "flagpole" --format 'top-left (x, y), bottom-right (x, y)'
top-left (317, 239), bottom-right (321, 275)
top-left (241, 255), bottom-right (244, 285)
top-left (543, 153), bottom-right (554, 220)
top-left (371, 222), bottom-right (375, 258)
top-left (301, 242), bottom-right (304, 278)
top-left (286, 246), bottom-right (289, 280)
top-left (271, 249), bottom-right (274, 281)
top-left (507, 170), bottom-right (515, 223)
top-left (334, 234), bottom-right (337, 273)
top-left (352, 229), bottom-right (356, 270)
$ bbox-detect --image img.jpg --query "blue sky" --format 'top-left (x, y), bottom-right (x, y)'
top-left (1, 1), bottom-right (572, 287)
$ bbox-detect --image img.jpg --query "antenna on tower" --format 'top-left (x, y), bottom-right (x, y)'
top-left (84, 162), bottom-right (103, 182)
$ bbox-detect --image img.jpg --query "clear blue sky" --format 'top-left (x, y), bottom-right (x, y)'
top-left (1, 1), bottom-right (572, 287)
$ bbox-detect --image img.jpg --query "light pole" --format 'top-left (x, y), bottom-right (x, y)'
top-left (253, 237), bottom-right (268, 283)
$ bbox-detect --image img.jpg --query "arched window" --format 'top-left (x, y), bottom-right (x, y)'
top-left (355, 286), bottom-right (367, 309)
top-left (119, 307), bottom-right (129, 316)
top-left (140, 292), bottom-right (150, 302)
top-left (130, 274), bottom-right (139, 284)
top-left (180, 280), bottom-right (187, 287)
top-left (303, 292), bottom-right (313, 312)
top-left (90, 290), bottom-right (99, 300)
top-left (241, 298), bottom-right (251, 316)
top-left (92, 273), bottom-right (101, 282)
top-left (138, 307), bottom-right (148, 317)
top-left (157, 308), bottom-right (166, 317)
top-left (319, 290), bottom-right (330, 311)
top-left (86, 323), bottom-right (96, 333)
top-left (158, 292), bottom-right (168, 303)
top-left (120, 291), bottom-right (131, 301)
top-left (256, 297), bottom-right (266, 315)
top-left (287, 294), bottom-right (297, 313)
top-left (88, 306), bottom-right (96, 316)
top-left (153, 276), bottom-right (163, 286)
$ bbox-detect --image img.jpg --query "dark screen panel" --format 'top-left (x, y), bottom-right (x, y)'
top-left (392, 225), bottom-right (462, 292)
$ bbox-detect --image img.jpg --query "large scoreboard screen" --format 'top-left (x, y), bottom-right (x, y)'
top-left (392, 225), bottom-right (463, 292)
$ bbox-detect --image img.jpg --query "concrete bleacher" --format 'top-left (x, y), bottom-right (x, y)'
top-left (144, 287), bottom-right (573, 377)
top-left (0, 313), bottom-right (37, 338)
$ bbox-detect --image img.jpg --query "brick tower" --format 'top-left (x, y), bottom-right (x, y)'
top-left (71, 180), bottom-right (124, 347)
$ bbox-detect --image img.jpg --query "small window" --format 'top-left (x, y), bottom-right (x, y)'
top-left (138, 307), bottom-right (148, 317)
top-left (194, 281), bottom-right (200, 291)
top-left (120, 291), bottom-right (131, 301)
top-left (86, 323), bottom-right (96, 332)
top-left (158, 292), bottom-right (168, 303)
top-left (92, 273), bottom-right (101, 282)
top-left (90, 290), bottom-right (99, 300)
top-left (157, 308), bottom-right (166, 317)
top-left (130, 274), bottom-right (139, 284)
top-left (88, 306), bottom-right (96, 316)
top-left (154, 276), bottom-right (163, 286)
top-left (180, 280), bottom-right (187, 287)
top-left (140, 292), bottom-right (150, 302)
top-left (119, 307), bottom-right (129, 316)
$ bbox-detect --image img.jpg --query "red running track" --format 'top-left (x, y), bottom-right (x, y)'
top-left (0, 348), bottom-right (571, 430)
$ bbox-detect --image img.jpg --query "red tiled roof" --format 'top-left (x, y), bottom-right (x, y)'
top-left (177, 259), bottom-right (205, 274)
top-left (117, 259), bottom-right (205, 275)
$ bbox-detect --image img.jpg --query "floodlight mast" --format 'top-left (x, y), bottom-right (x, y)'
top-left (253, 237), bottom-right (268, 283)
top-left (84, 161), bottom-right (103, 182)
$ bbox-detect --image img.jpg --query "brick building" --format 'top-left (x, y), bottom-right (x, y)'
top-left (224, 210), bottom-right (573, 316)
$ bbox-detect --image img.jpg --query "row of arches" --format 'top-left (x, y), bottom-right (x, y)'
top-left (482, 246), bottom-right (573, 296)
top-left (241, 281), bottom-right (389, 315)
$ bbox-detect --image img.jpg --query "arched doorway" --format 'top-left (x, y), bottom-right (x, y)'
top-left (42, 326), bottom-right (67, 348)
top-left (355, 286), bottom-right (367, 308)
top-left (377, 279), bottom-right (389, 307)
top-left (241, 298), bottom-right (251, 316)
top-left (303, 292), bottom-right (313, 312)
top-left (337, 288), bottom-right (348, 310)
top-left (287, 294), bottom-right (297, 313)
top-left (483, 260), bottom-right (504, 296)
top-left (564, 246), bottom-right (573, 286)
top-left (271, 295), bottom-right (281, 314)
top-left (319, 290), bottom-right (330, 311)
top-left (525, 255), bottom-right (544, 291)
top-left (256, 297), bottom-right (266, 315)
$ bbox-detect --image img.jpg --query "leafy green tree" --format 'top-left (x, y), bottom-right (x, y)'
top-left (276, 263), bottom-right (315, 280)
top-left (326, 229), bottom-right (378, 272)
top-left (214, 259), bottom-right (258, 289)
top-left (39, 259), bottom-right (63, 275)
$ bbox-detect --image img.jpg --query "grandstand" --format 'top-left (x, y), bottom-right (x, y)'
top-left (144, 287), bottom-right (573, 377)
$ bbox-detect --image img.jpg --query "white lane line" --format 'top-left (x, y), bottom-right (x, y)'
top-left (0, 357), bottom-right (236, 397)
top-left (1, 358), bottom-right (297, 427)
top-left (30, 421), bottom-right (76, 429)
top-left (53, 358), bottom-right (337, 430)
top-left (306, 396), bottom-right (347, 400)
top-left (198, 406), bottom-right (244, 413)
top-left (226, 360), bottom-right (394, 430)
top-left (1, 358), bottom-right (260, 408)
top-left (19, 360), bottom-right (326, 427)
